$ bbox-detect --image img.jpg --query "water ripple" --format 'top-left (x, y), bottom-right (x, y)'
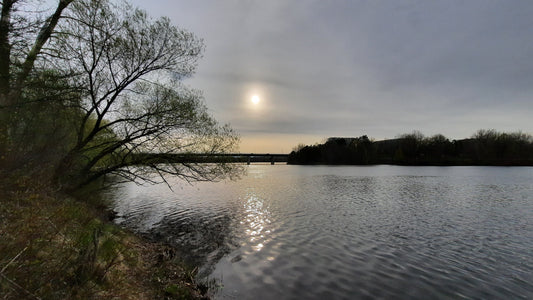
top-left (110, 165), bottom-right (533, 299)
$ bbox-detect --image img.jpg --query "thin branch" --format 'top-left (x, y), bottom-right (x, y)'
top-left (0, 246), bottom-right (28, 274)
top-left (11, 0), bottom-right (74, 102)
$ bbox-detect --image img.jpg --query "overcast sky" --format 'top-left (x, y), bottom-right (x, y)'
top-left (130, 0), bottom-right (533, 153)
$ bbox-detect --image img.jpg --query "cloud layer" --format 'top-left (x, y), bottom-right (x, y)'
top-left (131, 0), bottom-right (533, 152)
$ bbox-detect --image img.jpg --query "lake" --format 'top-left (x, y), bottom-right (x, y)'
top-left (109, 165), bottom-right (533, 299)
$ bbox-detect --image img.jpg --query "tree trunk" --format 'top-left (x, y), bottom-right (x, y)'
top-left (10, 0), bottom-right (73, 103)
top-left (0, 0), bottom-right (73, 171)
top-left (0, 0), bottom-right (13, 100)
top-left (0, 1), bottom-right (14, 170)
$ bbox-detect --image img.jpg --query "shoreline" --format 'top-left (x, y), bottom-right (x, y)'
top-left (288, 161), bottom-right (533, 166)
top-left (0, 182), bottom-right (208, 299)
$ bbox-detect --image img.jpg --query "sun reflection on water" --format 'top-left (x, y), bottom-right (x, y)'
top-left (241, 192), bottom-right (271, 252)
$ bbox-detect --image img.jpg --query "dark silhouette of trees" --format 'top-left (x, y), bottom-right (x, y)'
top-left (288, 130), bottom-right (533, 166)
top-left (396, 131), bottom-right (424, 163)
top-left (464, 129), bottom-right (533, 164)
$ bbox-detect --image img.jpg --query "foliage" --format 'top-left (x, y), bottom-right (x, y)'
top-left (1, 0), bottom-right (76, 174)
top-left (0, 0), bottom-right (241, 190)
top-left (0, 2), bottom-right (239, 296)
top-left (288, 130), bottom-right (533, 165)
top-left (52, 0), bottom-right (241, 189)
top-left (1, 69), bottom-right (81, 180)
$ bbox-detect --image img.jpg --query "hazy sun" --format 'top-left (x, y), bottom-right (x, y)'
top-left (251, 95), bottom-right (260, 104)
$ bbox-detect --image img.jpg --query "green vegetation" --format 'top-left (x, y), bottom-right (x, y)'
top-left (1, 0), bottom-right (239, 298)
top-left (288, 130), bottom-right (533, 165)
top-left (0, 179), bottom-right (208, 299)
top-left (1, 0), bottom-right (240, 190)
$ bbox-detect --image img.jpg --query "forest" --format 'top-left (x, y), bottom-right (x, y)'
top-left (288, 130), bottom-right (533, 166)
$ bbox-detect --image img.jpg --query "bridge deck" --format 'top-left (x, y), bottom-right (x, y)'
top-left (134, 153), bottom-right (289, 164)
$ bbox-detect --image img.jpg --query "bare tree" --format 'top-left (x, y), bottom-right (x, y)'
top-left (51, 0), bottom-right (241, 189)
top-left (1, 0), bottom-right (241, 189)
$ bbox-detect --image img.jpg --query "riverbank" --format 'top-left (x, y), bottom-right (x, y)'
top-left (0, 177), bottom-right (208, 299)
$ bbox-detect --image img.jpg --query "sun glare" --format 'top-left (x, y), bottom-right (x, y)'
top-left (251, 95), bottom-right (260, 104)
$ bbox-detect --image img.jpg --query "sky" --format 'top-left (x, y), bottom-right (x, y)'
top-left (130, 0), bottom-right (533, 153)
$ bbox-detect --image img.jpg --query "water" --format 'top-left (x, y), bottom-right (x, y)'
top-left (110, 165), bottom-right (533, 299)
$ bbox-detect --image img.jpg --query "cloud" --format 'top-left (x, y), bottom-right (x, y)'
top-left (130, 0), bottom-right (533, 151)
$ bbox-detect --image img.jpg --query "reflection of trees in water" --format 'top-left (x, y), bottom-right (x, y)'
top-left (145, 212), bottom-right (239, 277)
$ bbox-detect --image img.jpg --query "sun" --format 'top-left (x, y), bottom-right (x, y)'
top-left (251, 95), bottom-right (260, 104)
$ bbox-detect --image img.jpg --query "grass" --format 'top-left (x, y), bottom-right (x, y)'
top-left (0, 175), bottom-right (208, 299)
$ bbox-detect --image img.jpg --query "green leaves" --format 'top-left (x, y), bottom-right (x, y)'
top-left (2, 0), bottom-right (241, 190)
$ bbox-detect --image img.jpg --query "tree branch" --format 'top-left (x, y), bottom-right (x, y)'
top-left (10, 0), bottom-right (73, 103)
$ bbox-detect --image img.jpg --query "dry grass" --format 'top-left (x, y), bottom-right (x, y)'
top-left (0, 176), bottom-right (207, 299)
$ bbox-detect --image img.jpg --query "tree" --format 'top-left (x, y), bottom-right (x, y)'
top-left (55, 0), bottom-right (241, 189)
top-left (0, 0), bottom-right (75, 171)
top-left (424, 134), bottom-right (453, 160)
top-left (397, 131), bottom-right (425, 160)
top-left (0, 0), bottom-right (73, 101)
top-left (1, 0), bottom-right (241, 190)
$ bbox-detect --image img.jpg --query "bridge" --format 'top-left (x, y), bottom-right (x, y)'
top-left (134, 153), bottom-right (289, 165)
top-left (220, 153), bottom-right (289, 165)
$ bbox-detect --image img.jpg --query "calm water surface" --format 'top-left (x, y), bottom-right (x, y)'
top-left (110, 165), bottom-right (533, 299)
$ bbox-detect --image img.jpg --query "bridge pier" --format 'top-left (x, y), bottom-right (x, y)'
top-left (247, 157), bottom-right (251, 165)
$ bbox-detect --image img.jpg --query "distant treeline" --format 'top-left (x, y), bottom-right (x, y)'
top-left (288, 130), bottom-right (533, 166)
